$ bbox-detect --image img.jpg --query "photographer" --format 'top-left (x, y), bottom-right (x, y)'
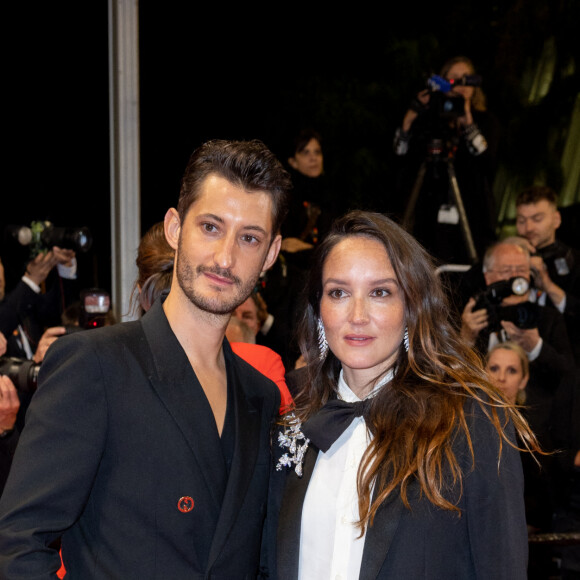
top-left (515, 185), bottom-right (580, 365)
top-left (392, 56), bottom-right (500, 264)
top-left (461, 239), bottom-right (574, 531)
top-left (0, 246), bottom-right (77, 359)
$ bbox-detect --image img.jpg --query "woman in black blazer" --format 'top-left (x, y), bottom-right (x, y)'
top-left (264, 210), bottom-right (541, 579)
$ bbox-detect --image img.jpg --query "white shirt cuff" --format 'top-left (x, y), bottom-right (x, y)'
top-left (21, 276), bottom-right (41, 294)
top-left (527, 337), bottom-right (543, 361)
top-left (57, 258), bottom-right (77, 279)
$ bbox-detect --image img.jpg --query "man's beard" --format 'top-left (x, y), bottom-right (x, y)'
top-left (176, 254), bottom-right (258, 316)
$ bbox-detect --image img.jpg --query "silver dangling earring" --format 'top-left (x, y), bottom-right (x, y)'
top-left (317, 318), bottom-right (329, 361)
top-left (403, 326), bottom-right (410, 353)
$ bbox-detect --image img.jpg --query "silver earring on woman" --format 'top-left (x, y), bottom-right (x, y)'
top-left (317, 318), bottom-right (329, 361)
top-left (403, 326), bottom-right (410, 353)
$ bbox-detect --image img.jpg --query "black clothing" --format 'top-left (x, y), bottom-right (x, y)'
top-left (392, 109), bottom-right (500, 265)
top-left (536, 240), bottom-right (580, 365)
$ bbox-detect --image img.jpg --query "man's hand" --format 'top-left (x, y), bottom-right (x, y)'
top-left (24, 251), bottom-right (59, 285)
top-left (52, 246), bottom-right (76, 267)
top-left (460, 297), bottom-right (488, 345)
top-left (518, 236), bottom-right (566, 308)
top-left (33, 326), bottom-right (66, 364)
top-left (0, 376), bottom-right (20, 432)
top-left (500, 321), bottom-right (541, 353)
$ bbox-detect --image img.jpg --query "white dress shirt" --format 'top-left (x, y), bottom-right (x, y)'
top-left (298, 369), bottom-right (393, 580)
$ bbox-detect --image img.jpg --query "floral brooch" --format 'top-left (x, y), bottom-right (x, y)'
top-left (276, 412), bottom-right (310, 477)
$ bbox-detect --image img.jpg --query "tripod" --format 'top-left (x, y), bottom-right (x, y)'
top-left (402, 138), bottom-right (478, 264)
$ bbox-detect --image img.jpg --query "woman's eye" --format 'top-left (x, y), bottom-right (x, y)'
top-left (372, 288), bottom-right (390, 297)
top-left (328, 289), bottom-right (345, 299)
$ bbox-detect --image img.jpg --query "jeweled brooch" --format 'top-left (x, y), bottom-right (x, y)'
top-left (276, 412), bottom-right (310, 477)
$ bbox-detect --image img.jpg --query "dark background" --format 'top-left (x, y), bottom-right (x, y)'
top-left (3, 1), bottom-right (579, 296)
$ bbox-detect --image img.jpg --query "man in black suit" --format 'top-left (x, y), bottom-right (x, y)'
top-left (0, 139), bottom-right (291, 579)
top-left (515, 185), bottom-right (580, 365)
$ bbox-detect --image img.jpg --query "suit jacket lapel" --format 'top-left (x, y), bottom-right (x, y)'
top-left (277, 443), bottom-right (318, 579)
top-left (206, 341), bottom-right (263, 568)
top-left (139, 301), bottom-right (227, 511)
top-left (358, 489), bottom-right (406, 580)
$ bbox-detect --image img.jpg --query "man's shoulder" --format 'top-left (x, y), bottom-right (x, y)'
top-left (51, 319), bottom-right (144, 357)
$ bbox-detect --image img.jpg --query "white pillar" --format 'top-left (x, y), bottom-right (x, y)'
top-left (108, 0), bottom-right (140, 322)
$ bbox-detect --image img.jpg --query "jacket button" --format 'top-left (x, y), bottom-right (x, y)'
top-left (177, 496), bottom-right (194, 513)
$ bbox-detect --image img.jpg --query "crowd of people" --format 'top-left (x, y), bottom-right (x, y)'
top-left (0, 57), bottom-right (578, 579)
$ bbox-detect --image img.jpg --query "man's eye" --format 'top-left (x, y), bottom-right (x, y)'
top-left (203, 223), bottom-right (218, 233)
top-left (241, 234), bottom-right (259, 244)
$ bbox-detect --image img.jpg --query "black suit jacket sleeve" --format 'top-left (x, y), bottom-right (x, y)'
top-left (0, 280), bottom-right (38, 337)
top-left (533, 306), bottom-right (575, 384)
top-left (0, 331), bottom-right (109, 576)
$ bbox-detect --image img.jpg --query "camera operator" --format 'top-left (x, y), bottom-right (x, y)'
top-left (515, 185), bottom-right (580, 365)
top-left (0, 246), bottom-right (77, 360)
top-left (461, 239), bottom-right (575, 532)
top-left (392, 56), bottom-right (500, 264)
top-left (0, 332), bottom-right (20, 496)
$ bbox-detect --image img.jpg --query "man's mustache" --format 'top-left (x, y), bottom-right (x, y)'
top-left (196, 265), bottom-right (241, 286)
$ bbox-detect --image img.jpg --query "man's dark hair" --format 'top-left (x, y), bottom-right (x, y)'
top-left (516, 185), bottom-right (559, 208)
top-left (177, 139), bottom-right (291, 236)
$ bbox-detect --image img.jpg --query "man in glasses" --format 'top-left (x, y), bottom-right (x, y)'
top-left (460, 238), bottom-right (574, 536)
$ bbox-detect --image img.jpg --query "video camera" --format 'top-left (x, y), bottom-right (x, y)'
top-left (7, 220), bottom-right (93, 259)
top-left (473, 276), bottom-right (540, 331)
top-left (422, 74), bottom-right (483, 121)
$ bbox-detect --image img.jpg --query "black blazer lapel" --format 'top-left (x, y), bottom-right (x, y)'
top-left (358, 486), bottom-right (406, 580)
top-left (277, 443), bottom-right (318, 580)
top-left (206, 341), bottom-right (264, 567)
top-left (139, 301), bottom-right (227, 510)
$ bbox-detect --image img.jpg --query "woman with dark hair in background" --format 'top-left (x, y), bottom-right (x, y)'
top-left (264, 210), bottom-right (540, 579)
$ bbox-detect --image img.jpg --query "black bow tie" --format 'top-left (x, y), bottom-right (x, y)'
top-left (302, 398), bottom-right (370, 453)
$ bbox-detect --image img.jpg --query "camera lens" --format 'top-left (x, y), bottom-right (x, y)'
top-left (511, 277), bottom-right (529, 296)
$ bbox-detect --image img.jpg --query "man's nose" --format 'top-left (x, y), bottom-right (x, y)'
top-left (214, 235), bottom-right (236, 269)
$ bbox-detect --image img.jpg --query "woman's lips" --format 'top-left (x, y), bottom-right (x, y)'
top-left (344, 335), bottom-right (374, 345)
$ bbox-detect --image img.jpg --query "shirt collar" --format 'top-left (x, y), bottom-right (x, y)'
top-left (337, 368), bottom-right (394, 403)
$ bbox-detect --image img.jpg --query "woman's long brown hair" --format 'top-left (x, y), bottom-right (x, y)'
top-left (291, 210), bottom-right (541, 531)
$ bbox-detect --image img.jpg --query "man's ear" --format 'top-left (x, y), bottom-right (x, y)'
top-left (262, 234), bottom-right (282, 274)
top-left (554, 210), bottom-right (562, 231)
top-left (164, 208), bottom-right (180, 251)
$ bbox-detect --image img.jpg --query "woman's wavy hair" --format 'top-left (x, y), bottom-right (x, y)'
top-left (130, 221), bottom-right (175, 316)
top-left (292, 210), bottom-right (539, 530)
